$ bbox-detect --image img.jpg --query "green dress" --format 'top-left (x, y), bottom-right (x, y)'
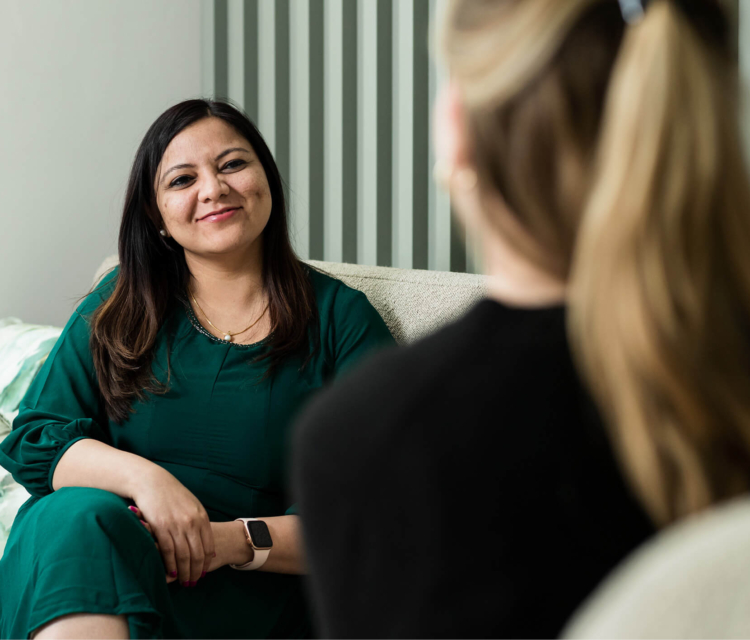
top-left (0, 265), bottom-right (394, 639)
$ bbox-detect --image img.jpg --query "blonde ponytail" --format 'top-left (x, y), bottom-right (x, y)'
top-left (569, 0), bottom-right (750, 524)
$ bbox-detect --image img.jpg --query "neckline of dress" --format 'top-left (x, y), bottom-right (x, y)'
top-left (182, 301), bottom-right (272, 349)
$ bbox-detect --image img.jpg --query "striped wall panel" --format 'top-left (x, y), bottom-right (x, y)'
top-left (202, 0), bottom-right (478, 273)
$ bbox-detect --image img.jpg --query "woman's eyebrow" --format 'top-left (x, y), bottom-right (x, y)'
top-left (161, 147), bottom-right (251, 184)
top-left (214, 147), bottom-right (250, 162)
top-left (162, 163), bottom-right (194, 181)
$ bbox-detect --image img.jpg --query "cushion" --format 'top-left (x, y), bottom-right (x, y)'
top-left (0, 318), bottom-right (62, 435)
top-left (0, 318), bottom-right (62, 557)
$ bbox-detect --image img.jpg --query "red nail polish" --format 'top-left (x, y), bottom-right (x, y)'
top-left (182, 581), bottom-right (190, 587)
top-left (170, 571), bottom-right (177, 577)
top-left (190, 581), bottom-right (197, 587)
top-left (212, 552), bottom-right (217, 557)
top-left (140, 519), bottom-right (147, 525)
top-left (128, 506), bottom-right (137, 513)
top-left (201, 571), bottom-right (206, 578)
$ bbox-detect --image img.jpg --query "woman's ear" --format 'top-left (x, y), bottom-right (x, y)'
top-left (433, 81), bottom-right (472, 174)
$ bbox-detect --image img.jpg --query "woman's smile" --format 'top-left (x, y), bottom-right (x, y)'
top-left (198, 206), bottom-right (240, 223)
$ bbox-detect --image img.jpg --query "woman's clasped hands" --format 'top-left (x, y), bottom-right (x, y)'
top-left (126, 466), bottom-right (221, 587)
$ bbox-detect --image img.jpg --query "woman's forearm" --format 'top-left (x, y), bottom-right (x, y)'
top-left (218, 515), bottom-right (306, 575)
top-left (260, 515), bottom-right (306, 574)
top-left (51, 438), bottom-right (162, 499)
top-left (54, 442), bottom-right (305, 574)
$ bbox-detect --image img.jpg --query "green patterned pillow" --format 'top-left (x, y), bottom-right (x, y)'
top-left (0, 318), bottom-right (62, 433)
top-left (0, 317), bottom-right (62, 557)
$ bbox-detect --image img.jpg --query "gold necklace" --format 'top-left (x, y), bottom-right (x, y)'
top-left (190, 290), bottom-right (269, 343)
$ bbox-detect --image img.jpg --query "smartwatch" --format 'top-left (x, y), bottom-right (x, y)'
top-left (230, 518), bottom-right (273, 571)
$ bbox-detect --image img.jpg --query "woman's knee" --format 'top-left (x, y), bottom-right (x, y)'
top-left (32, 488), bottom-right (135, 536)
top-left (31, 613), bottom-right (129, 640)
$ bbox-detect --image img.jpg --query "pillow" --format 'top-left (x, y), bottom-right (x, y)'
top-left (0, 318), bottom-right (62, 436)
top-left (0, 317), bottom-right (62, 557)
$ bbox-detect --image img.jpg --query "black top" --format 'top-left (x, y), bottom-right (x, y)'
top-left (292, 299), bottom-right (655, 638)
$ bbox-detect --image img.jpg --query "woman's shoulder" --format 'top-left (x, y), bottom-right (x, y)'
top-left (306, 264), bottom-right (354, 298)
top-left (304, 263), bottom-right (394, 351)
top-left (305, 264), bottom-right (374, 314)
top-left (76, 265), bottom-right (120, 318)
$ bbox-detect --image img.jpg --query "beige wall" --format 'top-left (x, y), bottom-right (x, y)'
top-left (0, 0), bottom-right (201, 326)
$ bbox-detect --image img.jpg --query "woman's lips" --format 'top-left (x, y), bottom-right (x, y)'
top-left (199, 207), bottom-right (238, 223)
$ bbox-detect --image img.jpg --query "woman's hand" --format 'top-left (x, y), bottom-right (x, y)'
top-left (129, 466), bottom-right (215, 587)
top-left (128, 506), bottom-right (175, 581)
top-left (130, 513), bottom-right (250, 581)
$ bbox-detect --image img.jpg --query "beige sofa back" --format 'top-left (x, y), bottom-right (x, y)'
top-left (94, 256), bottom-right (487, 344)
top-left (564, 495), bottom-right (750, 638)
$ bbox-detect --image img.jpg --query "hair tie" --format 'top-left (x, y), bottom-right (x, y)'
top-left (618, 0), bottom-right (728, 51)
top-left (618, 0), bottom-right (647, 25)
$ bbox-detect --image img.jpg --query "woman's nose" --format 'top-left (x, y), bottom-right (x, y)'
top-left (198, 173), bottom-right (230, 201)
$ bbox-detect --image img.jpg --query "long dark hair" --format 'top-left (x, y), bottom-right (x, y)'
top-left (90, 99), bottom-right (318, 423)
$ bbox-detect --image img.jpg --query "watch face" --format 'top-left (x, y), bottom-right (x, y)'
top-left (247, 520), bottom-right (273, 549)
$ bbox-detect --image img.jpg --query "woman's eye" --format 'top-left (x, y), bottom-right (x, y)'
top-left (169, 175), bottom-right (193, 188)
top-left (222, 159), bottom-right (246, 171)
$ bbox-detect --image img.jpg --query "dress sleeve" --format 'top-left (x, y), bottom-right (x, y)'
top-left (0, 273), bottom-right (116, 498)
top-left (328, 285), bottom-right (395, 378)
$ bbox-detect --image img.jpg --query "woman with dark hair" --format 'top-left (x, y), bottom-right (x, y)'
top-left (0, 99), bottom-right (393, 639)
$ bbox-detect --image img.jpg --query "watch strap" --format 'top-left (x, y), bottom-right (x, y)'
top-left (230, 518), bottom-right (271, 571)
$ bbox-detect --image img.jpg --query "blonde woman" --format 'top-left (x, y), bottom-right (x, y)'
top-left (293, 0), bottom-right (750, 637)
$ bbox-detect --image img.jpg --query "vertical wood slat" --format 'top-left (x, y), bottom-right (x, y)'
top-left (308, 0), bottom-right (325, 260)
top-left (290, 0), bottom-right (310, 259)
top-left (376, 0), bottom-right (393, 267)
top-left (412, 0), bottom-right (430, 270)
top-left (274, 0), bottom-right (291, 188)
top-left (257, 0), bottom-right (275, 156)
top-left (201, 0), bottom-right (216, 98)
top-left (357, 0), bottom-right (390, 267)
top-left (324, 0), bottom-right (343, 263)
top-left (243, 0), bottom-right (259, 123)
top-left (321, 0), bottom-right (358, 264)
top-left (357, 0), bottom-right (378, 266)
top-left (214, 0), bottom-right (228, 100)
top-left (341, 0), bottom-right (358, 264)
top-left (392, 0), bottom-right (410, 269)
top-left (227, 0), bottom-right (244, 107)
top-left (393, 0), bottom-right (430, 270)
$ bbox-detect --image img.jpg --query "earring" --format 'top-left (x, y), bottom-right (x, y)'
top-left (160, 229), bottom-right (167, 237)
top-left (453, 168), bottom-right (478, 191)
top-left (433, 162), bottom-right (478, 192)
